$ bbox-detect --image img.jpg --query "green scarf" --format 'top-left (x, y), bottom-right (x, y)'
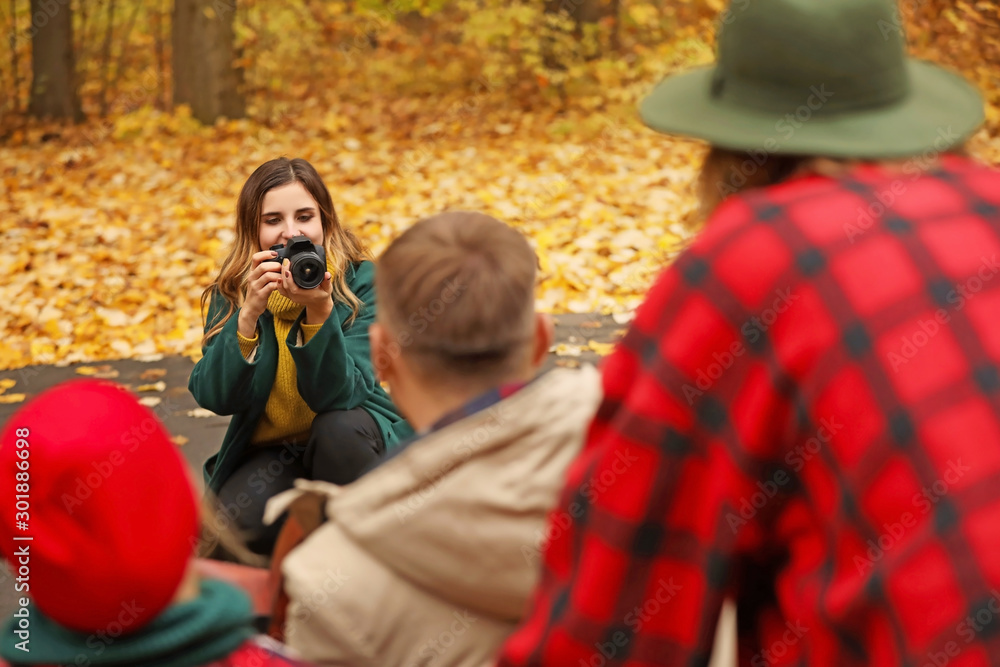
top-left (0, 579), bottom-right (256, 667)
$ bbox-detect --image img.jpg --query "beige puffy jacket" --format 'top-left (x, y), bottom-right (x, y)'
top-left (265, 366), bottom-right (603, 666)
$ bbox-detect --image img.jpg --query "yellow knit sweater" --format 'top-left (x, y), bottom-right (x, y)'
top-left (237, 290), bottom-right (325, 445)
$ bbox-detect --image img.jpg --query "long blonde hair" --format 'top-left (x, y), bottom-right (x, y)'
top-left (201, 158), bottom-right (372, 346)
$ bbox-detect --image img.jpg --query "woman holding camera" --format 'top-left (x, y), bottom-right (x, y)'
top-left (190, 157), bottom-right (411, 555)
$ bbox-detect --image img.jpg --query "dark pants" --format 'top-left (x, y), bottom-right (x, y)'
top-left (215, 408), bottom-right (384, 555)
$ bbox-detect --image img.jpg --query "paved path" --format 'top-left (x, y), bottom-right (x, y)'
top-left (0, 313), bottom-right (626, 619)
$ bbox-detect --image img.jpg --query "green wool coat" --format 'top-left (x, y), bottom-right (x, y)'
top-left (189, 260), bottom-right (412, 494)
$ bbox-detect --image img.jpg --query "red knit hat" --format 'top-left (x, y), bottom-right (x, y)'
top-left (0, 379), bottom-right (199, 633)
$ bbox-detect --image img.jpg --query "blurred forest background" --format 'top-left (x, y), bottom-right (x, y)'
top-left (0, 0), bottom-right (998, 370)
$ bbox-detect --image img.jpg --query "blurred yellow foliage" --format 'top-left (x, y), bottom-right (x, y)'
top-left (0, 0), bottom-right (997, 370)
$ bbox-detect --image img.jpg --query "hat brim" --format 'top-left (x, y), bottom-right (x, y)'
top-left (639, 60), bottom-right (985, 159)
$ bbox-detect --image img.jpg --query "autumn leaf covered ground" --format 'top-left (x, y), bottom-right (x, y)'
top-left (1, 100), bottom-right (703, 369)
top-left (2, 2), bottom-right (999, 372)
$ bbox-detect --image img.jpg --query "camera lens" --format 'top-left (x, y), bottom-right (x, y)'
top-left (289, 253), bottom-right (325, 289)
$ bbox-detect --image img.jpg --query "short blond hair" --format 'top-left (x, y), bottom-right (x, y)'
top-left (376, 212), bottom-right (537, 383)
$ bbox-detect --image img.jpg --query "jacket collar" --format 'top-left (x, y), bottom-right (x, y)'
top-left (423, 380), bottom-right (531, 435)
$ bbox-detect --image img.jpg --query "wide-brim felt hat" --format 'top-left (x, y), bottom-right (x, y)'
top-left (640, 0), bottom-right (985, 159)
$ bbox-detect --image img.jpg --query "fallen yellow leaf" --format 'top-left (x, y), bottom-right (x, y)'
top-left (552, 343), bottom-right (584, 357)
top-left (171, 435), bottom-right (190, 446)
top-left (588, 340), bottom-right (616, 356)
top-left (75, 364), bottom-right (118, 378)
top-left (139, 368), bottom-right (168, 381)
top-left (136, 381), bottom-right (167, 392)
top-left (0, 394), bottom-right (26, 404)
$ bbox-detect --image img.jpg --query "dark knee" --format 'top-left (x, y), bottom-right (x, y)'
top-left (312, 410), bottom-right (359, 439)
top-left (308, 410), bottom-right (382, 484)
top-left (312, 410), bottom-right (379, 452)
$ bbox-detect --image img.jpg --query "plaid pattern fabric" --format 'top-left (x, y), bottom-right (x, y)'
top-left (496, 155), bottom-right (1000, 667)
top-left (208, 637), bottom-right (316, 666)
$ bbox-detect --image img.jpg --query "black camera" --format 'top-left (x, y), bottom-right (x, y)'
top-left (269, 235), bottom-right (326, 289)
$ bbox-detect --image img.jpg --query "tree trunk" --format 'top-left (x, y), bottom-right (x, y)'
top-left (111, 0), bottom-right (142, 109)
top-left (75, 0), bottom-right (89, 60)
top-left (28, 0), bottom-right (82, 120)
top-left (172, 0), bottom-right (244, 124)
top-left (543, 0), bottom-right (619, 62)
top-left (98, 0), bottom-right (115, 117)
top-left (153, 0), bottom-right (168, 109)
top-left (544, 0), bottom-right (618, 30)
top-left (11, 0), bottom-right (21, 113)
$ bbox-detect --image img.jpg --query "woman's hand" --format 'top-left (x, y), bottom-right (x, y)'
top-left (277, 259), bottom-right (334, 325)
top-left (238, 250), bottom-right (283, 338)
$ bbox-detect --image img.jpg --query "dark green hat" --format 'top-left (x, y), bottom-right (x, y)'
top-left (640, 0), bottom-right (984, 158)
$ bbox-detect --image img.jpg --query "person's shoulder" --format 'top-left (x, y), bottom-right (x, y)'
top-left (202, 288), bottom-right (235, 328)
top-left (345, 259), bottom-right (375, 286)
top-left (935, 153), bottom-right (1000, 194)
top-left (696, 170), bottom-right (881, 258)
top-left (353, 259), bottom-right (375, 278)
top-left (343, 260), bottom-right (378, 306)
top-left (934, 153), bottom-right (999, 178)
top-left (689, 177), bottom-right (828, 258)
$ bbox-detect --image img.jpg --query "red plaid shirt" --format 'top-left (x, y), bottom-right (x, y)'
top-left (205, 636), bottom-right (316, 666)
top-left (497, 155), bottom-right (1000, 667)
